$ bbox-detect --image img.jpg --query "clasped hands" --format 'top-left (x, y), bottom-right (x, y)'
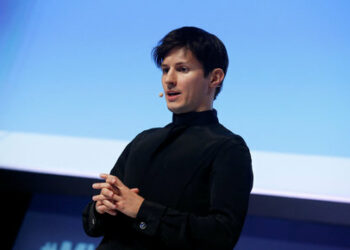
top-left (92, 173), bottom-right (144, 219)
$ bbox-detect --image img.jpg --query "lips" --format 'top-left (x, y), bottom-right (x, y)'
top-left (166, 91), bottom-right (181, 101)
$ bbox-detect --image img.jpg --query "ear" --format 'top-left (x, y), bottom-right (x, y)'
top-left (209, 68), bottom-right (225, 89)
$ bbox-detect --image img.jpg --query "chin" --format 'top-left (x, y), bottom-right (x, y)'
top-left (167, 105), bottom-right (188, 114)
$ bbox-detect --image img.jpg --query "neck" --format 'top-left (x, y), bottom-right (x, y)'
top-left (172, 109), bottom-right (219, 126)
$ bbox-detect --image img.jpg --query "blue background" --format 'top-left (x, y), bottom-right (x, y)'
top-left (1, 0), bottom-right (349, 158)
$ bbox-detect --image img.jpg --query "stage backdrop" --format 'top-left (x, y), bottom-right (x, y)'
top-left (1, 0), bottom-right (350, 208)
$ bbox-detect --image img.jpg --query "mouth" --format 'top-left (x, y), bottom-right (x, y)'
top-left (167, 91), bottom-right (181, 97)
top-left (166, 91), bottom-right (181, 101)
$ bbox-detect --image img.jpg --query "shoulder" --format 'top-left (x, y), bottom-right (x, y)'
top-left (212, 125), bottom-right (253, 182)
top-left (132, 125), bottom-right (168, 140)
top-left (133, 127), bottom-right (160, 139)
top-left (205, 123), bottom-right (249, 150)
top-left (128, 124), bottom-right (172, 146)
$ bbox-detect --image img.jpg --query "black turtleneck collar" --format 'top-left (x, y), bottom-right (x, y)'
top-left (172, 109), bottom-right (219, 126)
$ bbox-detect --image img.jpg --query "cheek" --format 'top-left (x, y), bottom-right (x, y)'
top-left (189, 78), bottom-right (205, 95)
top-left (161, 80), bottom-right (167, 90)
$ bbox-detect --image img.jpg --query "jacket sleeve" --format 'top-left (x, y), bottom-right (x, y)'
top-left (82, 141), bottom-right (132, 237)
top-left (130, 139), bottom-right (253, 250)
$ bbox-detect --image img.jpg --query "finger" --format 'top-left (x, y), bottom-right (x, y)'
top-left (99, 173), bottom-right (108, 179)
top-left (111, 193), bottom-right (122, 202)
top-left (130, 188), bottom-right (140, 194)
top-left (92, 182), bottom-right (120, 194)
top-left (97, 204), bottom-right (117, 216)
top-left (102, 199), bottom-right (117, 210)
top-left (106, 175), bottom-right (125, 189)
top-left (105, 175), bottom-right (117, 186)
top-left (105, 209), bottom-right (117, 216)
top-left (101, 174), bottom-right (118, 187)
top-left (95, 202), bottom-right (106, 214)
top-left (92, 194), bottom-right (107, 201)
top-left (95, 182), bottom-right (121, 195)
top-left (95, 197), bottom-right (118, 213)
top-left (92, 182), bottom-right (113, 190)
top-left (93, 193), bottom-right (115, 202)
top-left (101, 188), bottom-right (115, 199)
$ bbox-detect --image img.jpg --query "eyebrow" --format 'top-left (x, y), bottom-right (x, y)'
top-left (161, 62), bottom-right (188, 67)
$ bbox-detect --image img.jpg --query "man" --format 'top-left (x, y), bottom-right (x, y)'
top-left (83, 26), bottom-right (253, 250)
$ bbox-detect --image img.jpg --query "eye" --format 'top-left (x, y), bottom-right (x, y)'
top-left (162, 67), bottom-right (169, 74)
top-left (178, 66), bottom-right (189, 73)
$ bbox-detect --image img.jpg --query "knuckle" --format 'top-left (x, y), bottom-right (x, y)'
top-left (102, 200), bottom-right (111, 207)
top-left (101, 189), bottom-right (111, 197)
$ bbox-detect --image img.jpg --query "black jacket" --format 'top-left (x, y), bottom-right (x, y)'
top-left (83, 110), bottom-right (253, 249)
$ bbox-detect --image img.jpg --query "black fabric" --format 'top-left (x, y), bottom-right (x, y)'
top-left (82, 110), bottom-right (253, 250)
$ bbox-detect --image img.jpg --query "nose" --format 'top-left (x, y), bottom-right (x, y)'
top-left (164, 68), bottom-right (176, 88)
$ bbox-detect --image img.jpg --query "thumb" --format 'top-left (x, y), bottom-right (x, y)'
top-left (130, 188), bottom-right (140, 194)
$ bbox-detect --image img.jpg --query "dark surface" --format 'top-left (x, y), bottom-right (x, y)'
top-left (248, 193), bottom-right (350, 226)
top-left (0, 190), bottom-right (32, 250)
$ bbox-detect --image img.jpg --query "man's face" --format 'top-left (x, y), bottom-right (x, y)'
top-left (161, 47), bottom-right (213, 114)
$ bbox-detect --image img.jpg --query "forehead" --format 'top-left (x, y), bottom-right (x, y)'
top-left (162, 47), bottom-right (199, 65)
